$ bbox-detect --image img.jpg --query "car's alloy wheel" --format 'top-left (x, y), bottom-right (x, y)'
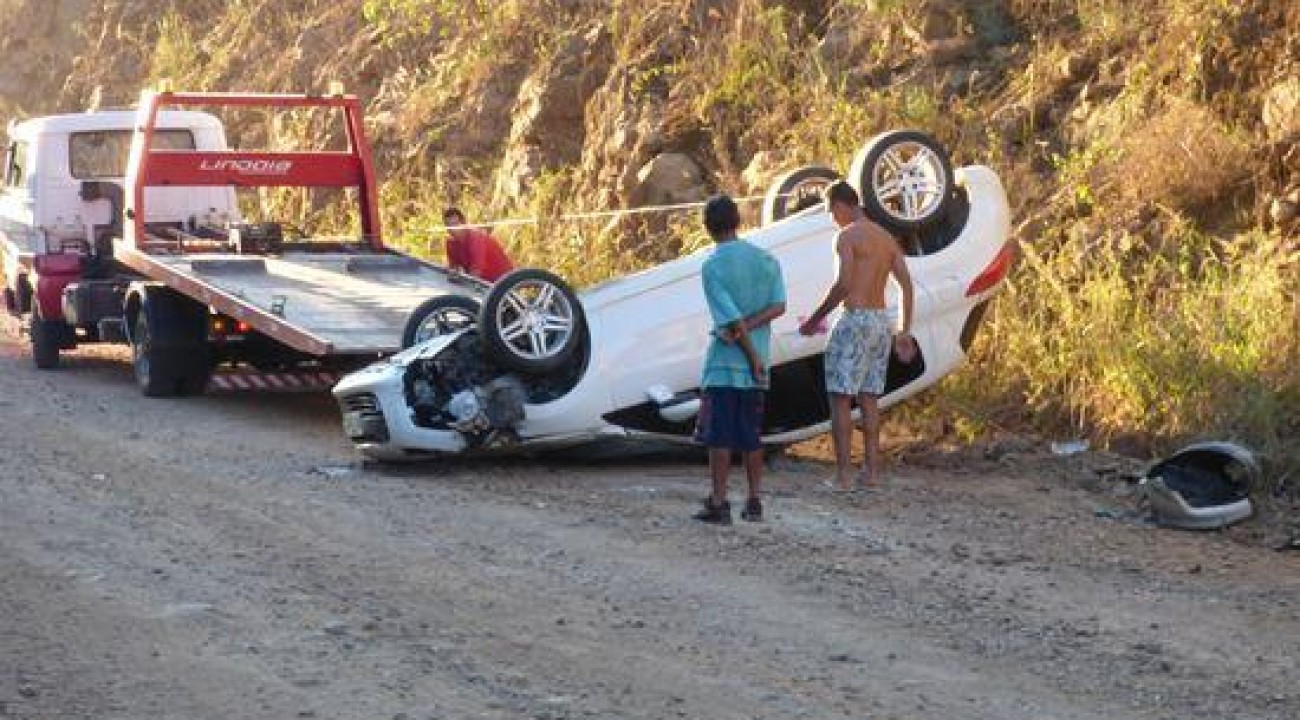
top-left (401, 294), bottom-right (481, 348)
top-left (761, 165), bottom-right (840, 225)
top-left (850, 130), bottom-right (954, 233)
top-left (479, 268), bottom-right (584, 374)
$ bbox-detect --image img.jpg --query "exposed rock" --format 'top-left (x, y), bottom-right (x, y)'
top-left (632, 152), bottom-right (709, 208)
top-left (0, 0), bottom-right (93, 113)
top-left (493, 25), bottom-right (613, 206)
top-left (1262, 77), bottom-right (1299, 142)
top-left (927, 36), bottom-right (979, 66)
top-left (816, 23), bottom-right (856, 63)
top-left (579, 63), bottom-right (672, 212)
top-left (1058, 53), bottom-right (1094, 83)
top-left (918, 0), bottom-right (963, 41)
top-left (1269, 194), bottom-right (1298, 227)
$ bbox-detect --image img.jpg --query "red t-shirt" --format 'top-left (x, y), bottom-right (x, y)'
top-left (446, 229), bottom-right (514, 282)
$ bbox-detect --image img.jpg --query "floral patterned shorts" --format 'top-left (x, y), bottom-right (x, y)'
top-left (825, 308), bottom-right (894, 396)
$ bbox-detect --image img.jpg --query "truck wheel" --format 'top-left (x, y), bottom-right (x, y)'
top-left (401, 295), bottom-right (480, 349)
top-left (30, 314), bottom-right (63, 369)
top-left (132, 312), bottom-right (176, 397)
top-left (479, 268), bottom-right (584, 374)
top-left (130, 287), bottom-right (212, 398)
top-left (174, 346), bottom-right (214, 396)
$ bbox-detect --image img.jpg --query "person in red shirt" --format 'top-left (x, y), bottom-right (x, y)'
top-left (441, 207), bottom-right (514, 282)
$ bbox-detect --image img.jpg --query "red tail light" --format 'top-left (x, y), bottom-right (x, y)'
top-left (965, 242), bottom-right (1016, 297)
top-left (236, 321), bottom-right (252, 334)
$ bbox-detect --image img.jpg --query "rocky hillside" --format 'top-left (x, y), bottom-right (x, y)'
top-left (2, 0), bottom-right (1296, 466)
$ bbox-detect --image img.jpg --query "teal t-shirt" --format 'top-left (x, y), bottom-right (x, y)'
top-left (700, 239), bottom-right (786, 389)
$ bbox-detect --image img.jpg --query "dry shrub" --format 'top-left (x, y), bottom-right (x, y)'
top-left (1102, 99), bottom-right (1250, 217)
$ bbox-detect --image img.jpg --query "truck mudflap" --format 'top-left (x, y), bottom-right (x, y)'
top-left (207, 369), bottom-right (341, 393)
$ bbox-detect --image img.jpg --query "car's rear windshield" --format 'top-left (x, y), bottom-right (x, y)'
top-left (69, 129), bottom-right (196, 179)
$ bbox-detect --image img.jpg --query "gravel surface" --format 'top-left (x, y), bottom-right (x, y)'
top-left (2, 320), bottom-right (1298, 720)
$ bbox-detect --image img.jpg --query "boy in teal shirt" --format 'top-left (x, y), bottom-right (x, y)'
top-left (694, 195), bottom-right (787, 524)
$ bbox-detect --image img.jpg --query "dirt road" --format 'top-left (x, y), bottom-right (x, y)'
top-left (2, 323), bottom-right (1297, 720)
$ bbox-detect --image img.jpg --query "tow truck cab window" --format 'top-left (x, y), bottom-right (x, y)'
top-left (68, 129), bottom-right (195, 179)
top-left (4, 140), bottom-right (28, 188)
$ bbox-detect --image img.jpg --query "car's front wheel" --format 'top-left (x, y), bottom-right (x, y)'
top-left (478, 268), bottom-right (584, 375)
top-left (401, 295), bottom-right (480, 349)
top-left (849, 130), bottom-right (954, 234)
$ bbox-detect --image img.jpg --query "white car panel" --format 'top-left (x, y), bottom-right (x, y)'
top-left (333, 164), bottom-right (1013, 459)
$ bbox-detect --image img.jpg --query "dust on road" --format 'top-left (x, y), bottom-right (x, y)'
top-left (1, 322), bottom-right (1297, 720)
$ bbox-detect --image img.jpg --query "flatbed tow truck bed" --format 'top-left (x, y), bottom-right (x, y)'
top-left (119, 247), bottom-right (481, 356)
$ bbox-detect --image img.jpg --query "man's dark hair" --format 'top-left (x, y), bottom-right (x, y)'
top-left (824, 180), bottom-right (860, 208)
top-left (443, 206), bottom-right (465, 223)
top-left (703, 194), bottom-right (741, 237)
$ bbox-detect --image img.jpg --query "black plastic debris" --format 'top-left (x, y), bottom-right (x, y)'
top-left (1139, 441), bottom-right (1258, 530)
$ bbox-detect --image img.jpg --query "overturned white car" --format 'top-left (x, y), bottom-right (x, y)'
top-left (333, 131), bottom-right (1014, 460)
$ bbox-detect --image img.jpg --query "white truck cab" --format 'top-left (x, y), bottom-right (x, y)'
top-left (1, 109), bottom-right (244, 379)
top-left (1, 110), bottom-right (236, 247)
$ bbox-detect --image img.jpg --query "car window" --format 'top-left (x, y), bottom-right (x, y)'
top-left (69, 129), bottom-right (195, 179)
top-left (4, 140), bottom-right (28, 188)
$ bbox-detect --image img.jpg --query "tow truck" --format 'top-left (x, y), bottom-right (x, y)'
top-left (1, 87), bottom-right (480, 395)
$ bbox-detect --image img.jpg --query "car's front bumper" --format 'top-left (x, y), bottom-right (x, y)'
top-left (333, 363), bottom-right (468, 458)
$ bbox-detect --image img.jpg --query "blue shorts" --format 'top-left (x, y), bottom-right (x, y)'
top-left (694, 388), bottom-right (765, 452)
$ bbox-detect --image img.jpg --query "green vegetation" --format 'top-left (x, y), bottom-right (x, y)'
top-left (135, 0), bottom-right (1296, 477)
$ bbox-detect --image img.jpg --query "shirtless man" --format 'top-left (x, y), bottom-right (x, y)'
top-left (799, 181), bottom-right (916, 491)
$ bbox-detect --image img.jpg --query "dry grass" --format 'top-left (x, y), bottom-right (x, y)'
top-left (128, 0), bottom-right (1299, 480)
top-left (1100, 99), bottom-right (1252, 219)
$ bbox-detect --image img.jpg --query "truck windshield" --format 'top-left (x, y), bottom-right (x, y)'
top-left (69, 129), bottom-right (195, 179)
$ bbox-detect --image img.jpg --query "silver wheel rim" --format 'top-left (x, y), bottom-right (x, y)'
top-left (495, 280), bottom-right (575, 361)
top-left (413, 305), bottom-right (476, 345)
top-left (872, 141), bottom-right (948, 222)
top-left (787, 178), bottom-right (831, 213)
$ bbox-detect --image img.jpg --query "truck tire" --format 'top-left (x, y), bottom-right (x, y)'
top-left (30, 314), bottom-right (63, 369)
top-left (175, 349), bottom-right (214, 396)
top-left (132, 312), bottom-right (177, 397)
top-left (130, 287), bottom-right (211, 398)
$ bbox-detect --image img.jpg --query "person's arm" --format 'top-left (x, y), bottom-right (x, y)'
top-left (889, 233), bottom-right (917, 359)
top-left (730, 320), bottom-right (765, 383)
top-left (799, 232), bottom-right (850, 335)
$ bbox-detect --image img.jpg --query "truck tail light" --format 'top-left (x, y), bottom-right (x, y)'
top-left (965, 242), bottom-right (1016, 297)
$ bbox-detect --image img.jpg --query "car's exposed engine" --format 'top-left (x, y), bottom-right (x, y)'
top-left (402, 331), bottom-right (585, 447)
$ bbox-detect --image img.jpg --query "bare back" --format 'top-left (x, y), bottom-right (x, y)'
top-left (835, 218), bottom-right (902, 310)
